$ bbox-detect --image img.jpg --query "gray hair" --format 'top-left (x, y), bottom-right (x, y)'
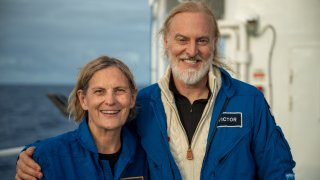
top-left (160, 1), bottom-right (229, 69)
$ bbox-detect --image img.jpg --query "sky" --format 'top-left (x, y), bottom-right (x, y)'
top-left (0, 0), bottom-right (151, 86)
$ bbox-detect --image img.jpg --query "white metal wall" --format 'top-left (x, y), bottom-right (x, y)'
top-left (224, 0), bottom-right (320, 179)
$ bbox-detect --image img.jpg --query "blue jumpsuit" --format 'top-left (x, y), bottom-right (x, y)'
top-left (135, 68), bottom-right (295, 180)
top-left (32, 119), bottom-right (148, 180)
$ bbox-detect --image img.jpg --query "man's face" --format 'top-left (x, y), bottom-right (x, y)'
top-left (164, 12), bottom-right (215, 85)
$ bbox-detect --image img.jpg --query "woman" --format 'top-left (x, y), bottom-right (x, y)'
top-left (24, 56), bottom-right (147, 180)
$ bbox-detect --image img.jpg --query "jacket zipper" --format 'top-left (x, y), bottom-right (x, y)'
top-left (207, 97), bottom-right (229, 147)
top-left (187, 104), bottom-right (193, 160)
top-left (168, 100), bottom-right (193, 160)
top-left (200, 97), bottom-right (229, 178)
top-left (187, 95), bottom-right (213, 160)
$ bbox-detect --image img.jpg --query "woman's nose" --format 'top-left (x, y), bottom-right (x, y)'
top-left (104, 91), bottom-right (116, 105)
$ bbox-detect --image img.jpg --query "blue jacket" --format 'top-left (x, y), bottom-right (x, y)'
top-left (32, 119), bottom-right (148, 180)
top-left (135, 68), bottom-right (295, 180)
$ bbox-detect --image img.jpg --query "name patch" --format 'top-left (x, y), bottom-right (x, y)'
top-left (217, 112), bottom-right (242, 128)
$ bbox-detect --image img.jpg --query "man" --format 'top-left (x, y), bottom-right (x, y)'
top-left (16, 2), bottom-right (295, 180)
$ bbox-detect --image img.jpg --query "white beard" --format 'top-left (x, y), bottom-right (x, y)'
top-left (170, 54), bottom-right (212, 85)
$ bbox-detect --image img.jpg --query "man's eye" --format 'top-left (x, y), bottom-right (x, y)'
top-left (178, 38), bottom-right (186, 42)
top-left (198, 38), bottom-right (209, 45)
top-left (176, 37), bottom-right (188, 44)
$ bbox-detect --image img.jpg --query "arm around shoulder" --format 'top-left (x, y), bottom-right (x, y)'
top-left (16, 146), bottom-right (43, 180)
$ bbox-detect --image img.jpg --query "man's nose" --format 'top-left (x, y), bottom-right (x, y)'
top-left (185, 41), bottom-right (198, 57)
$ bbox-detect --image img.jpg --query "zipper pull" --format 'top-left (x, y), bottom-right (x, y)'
top-left (186, 147), bottom-right (193, 160)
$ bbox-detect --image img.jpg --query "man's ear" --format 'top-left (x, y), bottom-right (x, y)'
top-left (212, 37), bottom-right (217, 50)
top-left (163, 35), bottom-right (169, 49)
top-left (77, 90), bottom-right (88, 110)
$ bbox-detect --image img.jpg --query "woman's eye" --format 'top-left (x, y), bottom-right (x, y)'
top-left (114, 88), bottom-right (126, 94)
top-left (94, 89), bottom-right (103, 95)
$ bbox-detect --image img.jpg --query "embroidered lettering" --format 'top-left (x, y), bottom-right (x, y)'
top-left (217, 112), bottom-right (242, 128)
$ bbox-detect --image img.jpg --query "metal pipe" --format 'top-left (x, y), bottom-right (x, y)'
top-left (0, 146), bottom-right (24, 157)
top-left (218, 20), bottom-right (250, 82)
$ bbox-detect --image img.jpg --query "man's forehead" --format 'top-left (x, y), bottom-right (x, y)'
top-left (169, 11), bottom-right (212, 24)
top-left (167, 12), bottom-right (214, 35)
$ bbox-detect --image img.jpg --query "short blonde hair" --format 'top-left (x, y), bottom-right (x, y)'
top-left (68, 56), bottom-right (137, 123)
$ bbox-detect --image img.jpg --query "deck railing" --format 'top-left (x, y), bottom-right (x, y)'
top-left (0, 146), bottom-right (24, 157)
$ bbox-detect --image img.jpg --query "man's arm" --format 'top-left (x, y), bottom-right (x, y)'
top-left (15, 147), bottom-right (43, 180)
top-left (252, 95), bottom-right (295, 179)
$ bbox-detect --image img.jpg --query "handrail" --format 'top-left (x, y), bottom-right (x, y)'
top-left (0, 146), bottom-right (24, 157)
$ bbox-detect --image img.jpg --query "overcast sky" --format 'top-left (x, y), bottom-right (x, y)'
top-left (0, 0), bottom-right (151, 85)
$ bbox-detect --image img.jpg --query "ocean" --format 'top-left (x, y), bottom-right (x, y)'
top-left (0, 84), bottom-right (78, 179)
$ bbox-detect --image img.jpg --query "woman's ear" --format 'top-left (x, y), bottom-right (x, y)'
top-left (77, 90), bottom-right (88, 110)
top-left (130, 89), bottom-right (137, 108)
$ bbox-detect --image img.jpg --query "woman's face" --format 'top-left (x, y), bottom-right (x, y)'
top-left (78, 66), bottom-right (136, 133)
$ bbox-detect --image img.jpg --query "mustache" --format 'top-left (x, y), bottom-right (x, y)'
top-left (179, 54), bottom-right (202, 61)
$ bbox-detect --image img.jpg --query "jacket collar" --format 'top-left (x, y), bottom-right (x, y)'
top-left (77, 119), bottom-right (98, 153)
top-left (77, 118), bottom-right (137, 161)
top-left (156, 65), bottom-right (239, 99)
top-left (158, 65), bottom-right (222, 102)
top-left (147, 66), bottom-right (236, 103)
top-left (219, 68), bottom-right (236, 98)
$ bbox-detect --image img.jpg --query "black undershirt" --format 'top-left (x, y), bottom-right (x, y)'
top-left (169, 75), bottom-right (211, 143)
top-left (98, 146), bottom-right (122, 176)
